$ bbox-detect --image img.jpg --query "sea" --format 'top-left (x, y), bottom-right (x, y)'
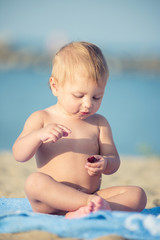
top-left (0, 68), bottom-right (160, 156)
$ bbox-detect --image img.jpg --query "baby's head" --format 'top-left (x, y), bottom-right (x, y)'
top-left (50, 41), bottom-right (109, 88)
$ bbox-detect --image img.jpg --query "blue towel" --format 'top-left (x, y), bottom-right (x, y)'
top-left (0, 198), bottom-right (160, 239)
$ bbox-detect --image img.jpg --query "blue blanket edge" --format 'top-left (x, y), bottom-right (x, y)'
top-left (0, 197), bottom-right (160, 240)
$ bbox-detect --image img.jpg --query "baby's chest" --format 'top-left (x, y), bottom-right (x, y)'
top-left (69, 123), bottom-right (99, 145)
top-left (41, 126), bottom-right (99, 158)
top-left (69, 133), bottom-right (99, 153)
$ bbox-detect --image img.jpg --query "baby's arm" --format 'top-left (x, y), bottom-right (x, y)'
top-left (12, 111), bottom-right (71, 162)
top-left (85, 115), bottom-right (120, 176)
top-left (98, 116), bottom-right (120, 175)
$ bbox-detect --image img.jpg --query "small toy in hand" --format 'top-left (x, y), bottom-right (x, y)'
top-left (87, 156), bottom-right (98, 163)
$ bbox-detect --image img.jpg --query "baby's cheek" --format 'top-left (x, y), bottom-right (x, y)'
top-left (65, 103), bottom-right (78, 114)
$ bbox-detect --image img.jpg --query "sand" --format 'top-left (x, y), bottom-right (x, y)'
top-left (0, 152), bottom-right (160, 239)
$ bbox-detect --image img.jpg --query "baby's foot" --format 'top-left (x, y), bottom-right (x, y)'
top-left (65, 196), bottom-right (111, 219)
top-left (65, 203), bottom-right (94, 219)
top-left (91, 196), bottom-right (111, 212)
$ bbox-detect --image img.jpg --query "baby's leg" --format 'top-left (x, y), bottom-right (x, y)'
top-left (25, 172), bottom-right (91, 214)
top-left (96, 185), bottom-right (147, 212)
top-left (25, 172), bottom-right (107, 215)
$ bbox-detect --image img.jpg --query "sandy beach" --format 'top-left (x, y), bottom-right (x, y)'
top-left (0, 152), bottom-right (160, 239)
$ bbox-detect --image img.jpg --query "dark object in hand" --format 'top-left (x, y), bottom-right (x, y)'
top-left (87, 156), bottom-right (98, 163)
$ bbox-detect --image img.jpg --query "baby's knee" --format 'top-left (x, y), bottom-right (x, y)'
top-left (25, 173), bottom-right (57, 214)
top-left (133, 186), bottom-right (147, 211)
top-left (25, 172), bottom-right (46, 199)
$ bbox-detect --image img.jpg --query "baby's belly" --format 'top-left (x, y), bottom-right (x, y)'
top-left (36, 154), bottom-right (101, 194)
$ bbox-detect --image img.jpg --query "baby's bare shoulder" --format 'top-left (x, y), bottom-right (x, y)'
top-left (24, 108), bottom-right (52, 130)
top-left (29, 106), bottom-right (54, 120)
top-left (28, 109), bottom-right (46, 121)
top-left (89, 114), bottom-right (109, 125)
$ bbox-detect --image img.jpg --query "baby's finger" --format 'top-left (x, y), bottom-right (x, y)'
top-left (87, 168), bottom-right (100, 176)
top-left (86, 162), bottom-right (101, 168)
top-left (54, 126), bottom-right (70, 137)
top-left (43, 132), bottom-right (59, 143)
top-left (47, 128), bottom-right (63, 142)
top-left (85, 164), bottom-right (98, 171)
top-left (57, 124), bottom-right (72, 134)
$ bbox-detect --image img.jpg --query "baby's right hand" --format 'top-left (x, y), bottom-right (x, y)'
top-left (38, 123), bottom-right (71, 142)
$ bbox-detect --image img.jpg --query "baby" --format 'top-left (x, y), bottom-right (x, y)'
top-left (13, 41), bottom-right (147, 218)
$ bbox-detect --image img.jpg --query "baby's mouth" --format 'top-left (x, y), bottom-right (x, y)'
top-left (80, 111), bottom-right (90, 115)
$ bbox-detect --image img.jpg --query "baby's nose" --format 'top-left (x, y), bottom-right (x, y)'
top-left (83, 98), bottom-right (92, 108)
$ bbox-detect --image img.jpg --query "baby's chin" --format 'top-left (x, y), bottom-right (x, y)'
top-left (79, 112), bottom-right (92, 119)
top-left (78, 115), bottom-right (90, 120)
top-left (64, 111), bottom-right (92, 120)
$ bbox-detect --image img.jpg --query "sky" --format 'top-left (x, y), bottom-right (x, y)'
top-left (0, 0), bottom-right (160, 55)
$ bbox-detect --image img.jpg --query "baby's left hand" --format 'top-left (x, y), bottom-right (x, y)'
top-left (85, 155), bottom-right (107, 176)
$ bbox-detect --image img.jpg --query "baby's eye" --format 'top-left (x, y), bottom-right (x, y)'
top-left (93, 96), bottom-right (102, 100)
top-left (72, 94), bottom-right (84, 98)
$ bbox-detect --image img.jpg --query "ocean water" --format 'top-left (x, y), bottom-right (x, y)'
top-left (0, 68), bottom-right (160, 156)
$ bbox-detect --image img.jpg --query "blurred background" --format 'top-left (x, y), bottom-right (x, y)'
top-left (0, 0), bottom-right (160, 156)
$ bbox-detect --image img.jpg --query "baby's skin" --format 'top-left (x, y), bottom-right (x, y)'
top-left (13, 54), bottom-right (147, 217)
top-left (36, 110), bottom-right (109, 191)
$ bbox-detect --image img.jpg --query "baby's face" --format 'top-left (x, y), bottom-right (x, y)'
top-left (56, 73), bottom-right (106, 119)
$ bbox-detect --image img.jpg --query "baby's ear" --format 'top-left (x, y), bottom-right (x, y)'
top-left (49, 77), bottom-right (58, 96)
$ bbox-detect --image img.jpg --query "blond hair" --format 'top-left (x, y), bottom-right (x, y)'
top-left (51, 41), bottom-right (109, 86)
